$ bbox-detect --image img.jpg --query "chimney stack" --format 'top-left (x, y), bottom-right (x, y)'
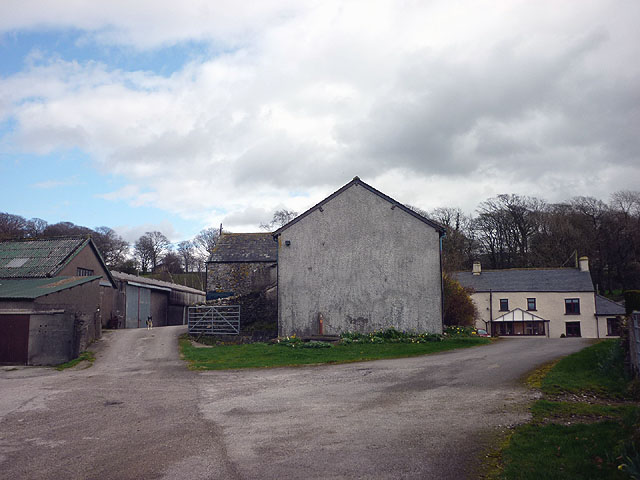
top-left (472, 261), bottom-right (481, 275)
top-left (579, 256), bottom-right (589, 272)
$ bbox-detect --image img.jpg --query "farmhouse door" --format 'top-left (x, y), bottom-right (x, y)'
top-left (0, 314), bottom-right (30, 364)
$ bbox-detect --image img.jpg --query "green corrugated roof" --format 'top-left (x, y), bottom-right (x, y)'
top-left (0, 276), bottom-right (101, 299)
top-left (0, 237), bottom-right (89, 278)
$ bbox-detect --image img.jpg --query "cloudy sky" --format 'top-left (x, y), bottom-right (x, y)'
top-left (1, 0), bottom-right (638, 242)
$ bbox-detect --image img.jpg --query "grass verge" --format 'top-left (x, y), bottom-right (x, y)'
top-left (491, 340), bottom-right (639, 480)
top-left (541, 340), bottom-right (630, 398)
top-left (180, 336), bottom-right (489, 370)
top-left (55, 351), bottom-right (95, 371)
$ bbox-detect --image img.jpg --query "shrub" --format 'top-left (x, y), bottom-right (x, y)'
top-left (624, 290), bottom-right (640, 315)
top-left (443, 275), bottom-right (477, 326)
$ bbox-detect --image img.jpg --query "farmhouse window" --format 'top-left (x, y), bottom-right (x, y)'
top-left (499, 299), bottom-right (509, 311)
top-left (527, 298), bottom-right (536, 311)
top-left (607, 318), bottom-right (621, 336)
top-left (565, 298), bottom-right (580, 315)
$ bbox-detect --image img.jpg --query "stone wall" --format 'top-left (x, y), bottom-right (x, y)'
top-left (207, 262), bottom-right (276, 297)
top-left (207, 288), bottom-right (277, 339)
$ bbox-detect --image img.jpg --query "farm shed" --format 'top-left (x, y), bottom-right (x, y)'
top-left (274, 177), bottom-right (445, 337)
top-left (0, 276), bottom-right (102, 365)
top-left (108, 272), bottom-right (205, 328)
top-left (0, 236), bottom-right (116, 365)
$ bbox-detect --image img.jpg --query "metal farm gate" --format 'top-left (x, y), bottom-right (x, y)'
top-left (188, 305), bottom-right (240, 335)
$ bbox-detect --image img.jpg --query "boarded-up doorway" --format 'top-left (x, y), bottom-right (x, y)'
top-left (0, 314), bottom-right (30, 364)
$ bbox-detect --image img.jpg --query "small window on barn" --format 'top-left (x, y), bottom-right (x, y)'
top-left (499, 299), bottom-right (509, 311)
top-left (77, 267), bottom-right (94, 276)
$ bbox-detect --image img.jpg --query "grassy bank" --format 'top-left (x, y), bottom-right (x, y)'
top-left (180, 334), bottom-right (489, 370)
top-left (55, 351), bottom-right (95, 371)
top-left (494, 340), bottom-right (639, 480)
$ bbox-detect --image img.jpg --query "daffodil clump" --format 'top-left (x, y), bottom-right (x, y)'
top-left (340, 327), bottom-right (443, 344)
top-left (442, 325), bottom-right (478, 337)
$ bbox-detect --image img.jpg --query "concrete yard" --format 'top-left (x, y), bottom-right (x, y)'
top-left (0, 327), bottom-right (591, 479)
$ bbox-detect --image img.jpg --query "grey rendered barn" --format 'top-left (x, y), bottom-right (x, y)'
top-left (274, 177), bottom-right (445, 337)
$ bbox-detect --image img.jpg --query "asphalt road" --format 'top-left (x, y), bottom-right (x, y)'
top-left (0, 327), bottom-right (591, 479)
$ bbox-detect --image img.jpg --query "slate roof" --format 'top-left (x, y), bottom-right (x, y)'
top-left (0, 237), bottom-right (88, 278)
top-left (273, 177), bottom-right (445, 237)
top-left (595, 294), bottom-right (626, 316)
top-left (0, 237), bottom-right (115, 287)
top-left (0, 276), bottom-right (101, 299)
top-left (453, 268), bottom-right (594, 293)
top-left (208, 233), bottom-right (277, 263)
top-left (111, 271), bottom-right (206, 295)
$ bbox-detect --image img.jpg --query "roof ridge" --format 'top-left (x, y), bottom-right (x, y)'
top-left (0, 235), bottom-right (88, 243)
top-left (273, 177), bottom-right (445, 236)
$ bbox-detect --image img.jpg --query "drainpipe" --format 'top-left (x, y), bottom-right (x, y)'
top-left (489, 289), bottom-right (493, 335)
top-left (439, 232), bottom-right (445, 332)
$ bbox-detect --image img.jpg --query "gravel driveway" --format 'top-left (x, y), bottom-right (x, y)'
top-left (0, 327), bottom-right (591, 479)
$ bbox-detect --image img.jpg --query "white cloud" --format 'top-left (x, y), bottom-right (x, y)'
top-left (1, 0), bottom-right (639, 231)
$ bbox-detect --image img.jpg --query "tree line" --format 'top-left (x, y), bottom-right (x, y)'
top-left (0, 209), bottom-right (297, 275)
top-left (3, 191), bottom-right (639, 293)
top-left (414, 190), bottom-right (640, 293)
top-left (0, 212), bottom-right (221, 275)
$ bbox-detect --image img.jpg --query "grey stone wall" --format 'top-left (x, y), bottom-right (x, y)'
top-left (277, 183), bottom-right (442, 337)
top-left (36, 279), bottom-right (102, 357)
top-left (207, 262), bottom-right (276, 297)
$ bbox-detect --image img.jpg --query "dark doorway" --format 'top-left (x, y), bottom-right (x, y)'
top-left (565, 321), bottom-right (581, 337)
top-left (0, 314), bottom-right (30, 364)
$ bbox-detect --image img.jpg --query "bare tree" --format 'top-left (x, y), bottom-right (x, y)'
top-left (92, 227), bottom-right (129, 269)
top-left (24, 218), bottom-right (48, 238)
top-left (474, 194), bottom-right (545, 268)
top-left (177, 240), bottom-right (197, 273)
top-left (0, 212), bottom-right (28, 240)
top-left (260, 209), bottom-right (298, 231)
top-left (134, 231), bottom-right (170, 272)
top-left (43, 221), bottom-right (92, 237)
top-left (192, 227), bottom-right (222, 270)
top-left (161, 251), bottom-right (184, 274)
top-left (429, 207), bottom-right (475, 272)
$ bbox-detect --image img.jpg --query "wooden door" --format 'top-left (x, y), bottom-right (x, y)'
top-left (0, 314), bottom-right (30, 364)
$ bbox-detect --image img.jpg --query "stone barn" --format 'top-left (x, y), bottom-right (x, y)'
top-left (206, 233), bottom-right (277, 299)
top-left (274, 177), bottom-right (445, 337)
